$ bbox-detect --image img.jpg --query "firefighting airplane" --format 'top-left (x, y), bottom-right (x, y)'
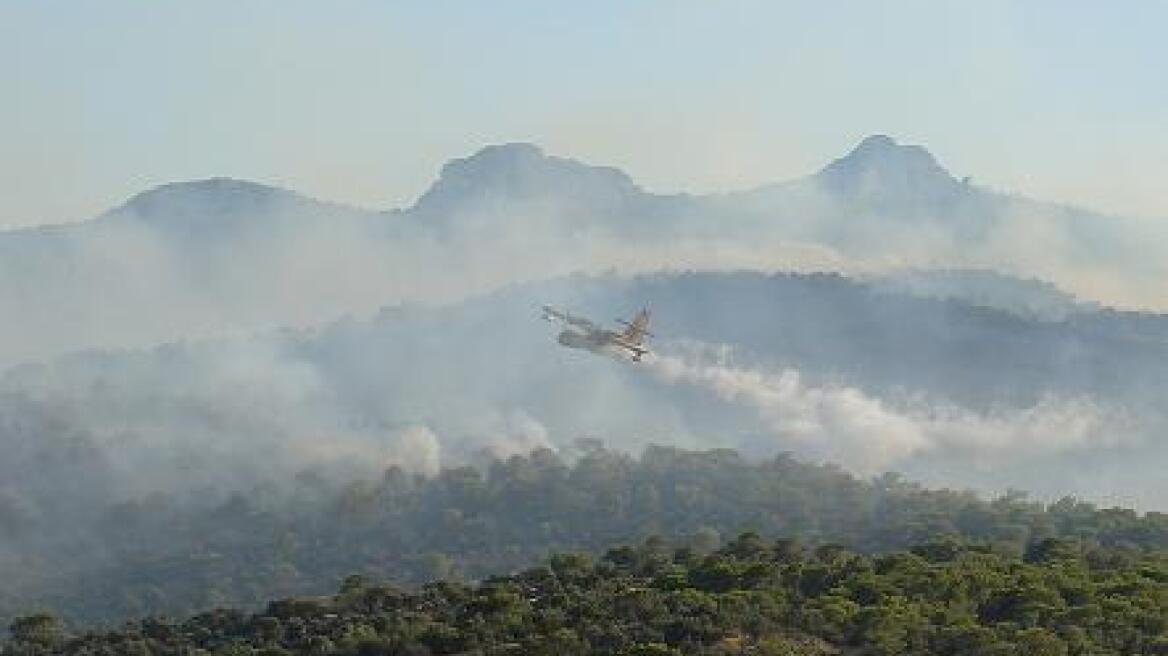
top-left (541, 305), bottom-right (652, 361)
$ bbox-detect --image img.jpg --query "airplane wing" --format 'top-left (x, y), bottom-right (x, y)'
top-left (541, 305), bottom-right (600, 331)
top-left (612, 308), bottom-right (652, 361)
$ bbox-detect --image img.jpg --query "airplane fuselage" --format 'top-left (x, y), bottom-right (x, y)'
top-left (557, 328), bottom-right (647, 360)
top-left (557, 328), bottom-right (613, 350)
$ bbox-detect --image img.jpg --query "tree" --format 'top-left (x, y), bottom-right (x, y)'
top-left (8, 613), bottom-right (62, 647)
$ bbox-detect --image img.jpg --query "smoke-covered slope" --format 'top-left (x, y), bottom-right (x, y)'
top-left (0, 138), bottom-right (1163, 367)
top-left (4, 271), bottom-right (1165, 512)
top-left (0, 178), bottom-right (385, 366)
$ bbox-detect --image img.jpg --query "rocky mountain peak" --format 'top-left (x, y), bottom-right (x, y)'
top-left (816, 135), bottom-right (962, 201)
top-left (410, 143), bottom-right (640, 215)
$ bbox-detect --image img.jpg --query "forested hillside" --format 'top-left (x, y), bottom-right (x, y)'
top-left (5, 530), bottom-right (1165, 655)
top-left (4, 446), bottom-right (1164, 629)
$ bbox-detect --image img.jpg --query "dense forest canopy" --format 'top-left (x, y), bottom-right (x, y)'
top-left (5, 531), bottom-right (1165, 655)
top-left (3, 445), bottom-right (1163, 630)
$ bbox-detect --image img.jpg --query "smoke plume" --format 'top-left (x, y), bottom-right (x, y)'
top-left (643, 341), bottom-right (1132, 474)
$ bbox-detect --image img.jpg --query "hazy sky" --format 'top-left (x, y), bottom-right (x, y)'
top-left (3, 1), bottom-right (1165, 229)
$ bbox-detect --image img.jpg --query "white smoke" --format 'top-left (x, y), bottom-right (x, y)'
top-left (387, 425), bottom-right (442, 477)
top-left (643, 342), bottom-right (1131, 474)
top-left (479, 409), bottom-right (554, 459)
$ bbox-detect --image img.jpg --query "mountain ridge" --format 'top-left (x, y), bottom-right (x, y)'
top-left (0, 135), bottom-right (1042, 233)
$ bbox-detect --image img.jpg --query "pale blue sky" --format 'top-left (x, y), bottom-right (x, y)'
top-left (2, 1), bottom-right (1165, 228)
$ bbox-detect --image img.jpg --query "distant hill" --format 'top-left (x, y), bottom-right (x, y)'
top-left (867, 269), bottom-right (1099, 321)
top-left (0, 136), bottom-right (1163, 367)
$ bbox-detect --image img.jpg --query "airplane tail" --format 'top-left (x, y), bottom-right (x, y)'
top-left (619, 308), bottom-right (651, 345)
